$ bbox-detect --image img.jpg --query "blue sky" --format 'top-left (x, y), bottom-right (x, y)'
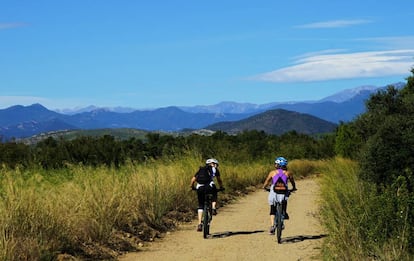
top-left (1, 1), bottom-right (414, 110)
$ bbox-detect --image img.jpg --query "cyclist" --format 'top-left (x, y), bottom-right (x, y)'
top-left (190, 158), bottom-right (223, 232)
top-left (263, 156), bottom-right (297, 234)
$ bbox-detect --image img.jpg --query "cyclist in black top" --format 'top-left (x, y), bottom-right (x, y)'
top-left (190, 158), bottom-right (223, 231)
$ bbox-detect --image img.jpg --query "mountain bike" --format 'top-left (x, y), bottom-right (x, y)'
top-left (194, 186), bottom-right (224, 238)
top-left (266, 188), bottom-right (295, 243)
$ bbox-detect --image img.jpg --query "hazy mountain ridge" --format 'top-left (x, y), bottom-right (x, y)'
top-left (0, 105), bottom-right (252, 140)
top-left (56, 82), bottom-right (404, 115)
top-left (0, 82), bottom-right (405, 140)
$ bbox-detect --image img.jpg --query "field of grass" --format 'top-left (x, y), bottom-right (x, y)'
top-left (0, 156), bottom-right (322, 260)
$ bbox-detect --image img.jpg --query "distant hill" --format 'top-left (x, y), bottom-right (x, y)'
top-left (0, 119), bottom-right (77, 141)
top-left (19, 128), bottom-right (151, 145)
top-left (266, 96), bottom-right (367, 123)
top-left (0, 104), bottom-right (67, 126)
top-left (205, 109), bottom-right (337, 135)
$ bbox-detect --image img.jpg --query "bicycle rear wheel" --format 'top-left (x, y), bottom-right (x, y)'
top-left (203, 203), bottom-right (210, 238)
top-left (276, 203), bottom-right (283, 243)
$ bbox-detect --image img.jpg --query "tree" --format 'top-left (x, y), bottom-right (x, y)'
top-left (334, 122), bottom-right (361, 159)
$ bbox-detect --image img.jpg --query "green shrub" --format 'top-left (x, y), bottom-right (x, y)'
top-left (320, 157), bottom-right (413, 260)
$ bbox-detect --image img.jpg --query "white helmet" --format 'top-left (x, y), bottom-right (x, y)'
top-left (205, 158), bottom-right (219, 165)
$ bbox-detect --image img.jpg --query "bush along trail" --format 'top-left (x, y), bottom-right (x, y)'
top-left (119, 176), bottom-right (326, 261)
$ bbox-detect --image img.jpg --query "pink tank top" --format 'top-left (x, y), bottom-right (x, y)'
top-left (272, 169), bottom-right (288, 185)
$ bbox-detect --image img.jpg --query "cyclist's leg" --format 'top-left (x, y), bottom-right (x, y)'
top-left (283, 191), bottom-right (290, 219)
top-left (268, 190), bottom-right (277, 234)
top-left (269, 205), bottom-right (276, 234)
top-left (197, 188), bottom-right (205, 231)
top-left (282, 200), bottom-right (288, 218)
top-left (211, 185), bottom-right (218, 214)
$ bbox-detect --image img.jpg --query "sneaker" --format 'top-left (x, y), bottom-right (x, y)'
top-left (197, 224), bottom-right (202, 232)
top-left (284, 212), bottom-right (289, 220)
top-left (212, 209), bottom-right (217, 215)
top-left (269, 226), bottom-right (275, 235)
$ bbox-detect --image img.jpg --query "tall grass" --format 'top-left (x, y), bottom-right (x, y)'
top-left (319, 157), bottom-right (413, 261)
top-left (0, 155), bottom-right (280, 260)
top-left (319, 158), bottom-right (365, 260)
top-left (289, 159), bottom-right (325, 178)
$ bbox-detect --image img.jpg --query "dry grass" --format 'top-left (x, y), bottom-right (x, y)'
top-left (289, 159), bottom-right (325, 178)
top-left (0, 156), bottom-right (340, 260)
top-left (318, 157), bottom-right (366, 260)
top-left (0, 156), bottom-right (290, 260)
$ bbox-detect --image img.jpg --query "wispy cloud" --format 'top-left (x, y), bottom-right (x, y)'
top-left (251, 49), bottom-right (414, 83)
top-left (293, 49), bottom-right (349, 60)
top-left (0, 22), bottom-right (28, 30)
top-left (296, 19), bottom-right (372, 29)
top-left (355, 36), bottom-right (414, 49)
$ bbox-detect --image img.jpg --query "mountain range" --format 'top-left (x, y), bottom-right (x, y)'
top-left (0, 82), bottom-right (405, 141)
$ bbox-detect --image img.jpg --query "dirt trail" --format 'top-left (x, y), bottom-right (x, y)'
top-left (119, 176), bottom-right (326, 261)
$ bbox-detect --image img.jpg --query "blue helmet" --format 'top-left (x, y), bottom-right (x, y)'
top-left (274, 156), bottom-right (288, 166)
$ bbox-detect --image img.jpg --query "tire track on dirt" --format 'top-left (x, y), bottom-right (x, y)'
top-left (119, 176), bottom-right (326, 261)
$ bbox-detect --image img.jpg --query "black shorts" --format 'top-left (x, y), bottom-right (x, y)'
top-left (197, 185), bottom-right (217, 209)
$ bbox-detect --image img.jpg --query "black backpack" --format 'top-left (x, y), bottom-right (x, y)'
top-left (195, 166), bottom-right (212, 185)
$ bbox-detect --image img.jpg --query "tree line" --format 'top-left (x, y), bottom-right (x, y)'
top-left (0, 129), bottom-right (335, 169)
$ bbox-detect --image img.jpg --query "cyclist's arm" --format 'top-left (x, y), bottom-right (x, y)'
top-left (288, 171), bottom-right (297, 190)
top-left (263, 172), bottom-right (273, 189)
top-left (190, 176), bottom-right (197, 189)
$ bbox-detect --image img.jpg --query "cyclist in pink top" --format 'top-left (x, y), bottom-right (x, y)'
top-left (263, 156), bottom-right (297, 234)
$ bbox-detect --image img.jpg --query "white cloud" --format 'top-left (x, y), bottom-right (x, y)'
top-left (252, 50), bottom-right (414, 83)
top-left (296, 19), bottom-right (372, 29)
